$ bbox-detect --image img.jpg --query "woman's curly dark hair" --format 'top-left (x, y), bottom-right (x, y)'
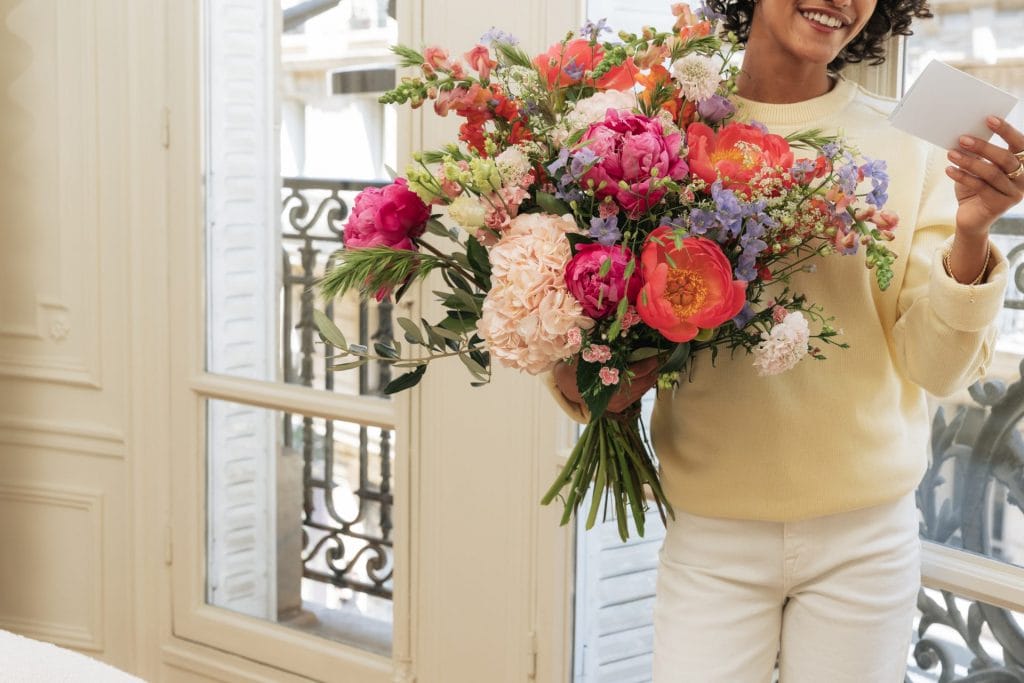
top-left (705, 0), bottom-right (933, 72)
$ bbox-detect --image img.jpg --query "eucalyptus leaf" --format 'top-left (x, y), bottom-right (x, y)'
top-left (314, 309), bottom-right (347, 350)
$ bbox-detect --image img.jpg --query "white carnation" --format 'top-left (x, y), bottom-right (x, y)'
top-left (552, 89), bottom-right (636, 144)
top-left (447, 195), bottom-right (487, 231)
top-left (751, 312), bottom-right (811, 377)
top-left (495, 146), bottom-right (532, 187)
top-left (670, 54), bottom-right (724, 103)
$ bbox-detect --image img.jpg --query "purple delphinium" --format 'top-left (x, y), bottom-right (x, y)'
top-left (580, 18), bottom-right (612, 41)
top-left (687, 207), bottom-right (717, 236)
top-left (732, 303), bottom-right (756, 329)
top-left (480, 27), bottom-right (519, 46)
top-left (710, 181), bottom-right (745, 239)
top-left (547, 147), bottom-right (570, 175)
top-left (563, 58), bottom-right (585, 82)
top-left (696, 1), bottom-right (725, 22)
top-left (822, 141), bottom-right (841, 158)
top-left (835, 154), bottom-right (859, 195)
top-left (570, 147), bottom-right (602, 178)
top-left (589, 215), bottom-right (621, 246)
top-left (860, 157), bottom-right (889, 208)
top-left (790, 158), bottom-right (817, 184)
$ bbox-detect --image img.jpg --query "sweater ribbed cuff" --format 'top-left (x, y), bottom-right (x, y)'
top-left (929, 237), bottom-right (1008, 332)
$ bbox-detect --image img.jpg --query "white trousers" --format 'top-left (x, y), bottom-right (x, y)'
top-left (652, 492), bottom-right (920, 683)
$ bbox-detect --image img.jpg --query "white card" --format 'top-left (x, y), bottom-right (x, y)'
top-left (888, 60), bottom-right (1018, 151)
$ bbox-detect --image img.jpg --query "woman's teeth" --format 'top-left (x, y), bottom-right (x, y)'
top-left (801, 11), bottom-right (844, 29)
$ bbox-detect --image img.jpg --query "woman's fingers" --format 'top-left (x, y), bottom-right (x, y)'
top-left (988, 116), bottom-right (1024, 160)
top-left (959, 134), bottom-right (1023, 176)
top-left (948, 148), bottom-right (1017, 197)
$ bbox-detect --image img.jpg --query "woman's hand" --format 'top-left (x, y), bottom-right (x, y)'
top-left (553, 356), bottom-right (661, 415)
top-left (945, 116), bottom-right (1024, 281)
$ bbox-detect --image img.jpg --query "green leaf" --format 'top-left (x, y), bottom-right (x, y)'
top-left (535, 191), bottom-right (572, 216)
top-left (332, 360), bottom-right (367, 371)
top-left (383, 365), bottom-right (427, 394)
top-left (426, 218), bottom-right (450, 238)
top-left (466, 236), bottom-right (492, 282)
top-left (430, 324), bottom-right (462, 342)
top-left (459, 353), bottom-right (488, 377)
top-left (374, 342), bottom-right (399, 359)
top-left (422, 317), bottom-right (445, 350)
top-left (598, 257), bottom-right (612, 277)
top-left (565, 232), bottom-right (594, 252)
top-left (438, 313), bottom-right (479, 334)
top-left (660, 342), bottom-right (691, 374)
top-left (627, 347), bottom-right (661, 362)
top-left (397, 317), bottom-right (424, 345)
top-left (314, 310), bottom-right (347, 350)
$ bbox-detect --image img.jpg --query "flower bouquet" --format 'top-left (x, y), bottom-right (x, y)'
top-left (316, 3), bottom-right (900, 541)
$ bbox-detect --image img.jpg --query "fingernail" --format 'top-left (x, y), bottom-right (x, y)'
top-left (960, 136), bottom-right (974, 148)
top-left (989, 116), bottom-right (1002, 127)
top-left (949, 150), bottom-right (963, 162)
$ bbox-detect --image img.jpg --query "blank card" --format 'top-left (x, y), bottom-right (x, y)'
top-left (889, 60), bottom-right (1018, 151)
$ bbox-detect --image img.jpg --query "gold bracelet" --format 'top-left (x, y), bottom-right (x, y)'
top-left (942, 243), bottom-right (992, 302)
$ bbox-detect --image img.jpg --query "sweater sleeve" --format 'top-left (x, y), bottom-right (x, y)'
top-left (891, 146), bottom-right (1009, 398)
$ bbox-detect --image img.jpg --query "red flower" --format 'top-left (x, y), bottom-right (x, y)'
top-left (533, 39), bottom-right (637, 90)
top-left (637, 228), bottom-right (747, 342)
top-left (686, 122), bottom-right (795, 196)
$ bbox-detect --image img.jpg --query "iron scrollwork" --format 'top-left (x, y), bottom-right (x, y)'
top-left (914, 362), bottom-right (1024, 681)
top-left (281, 176), bottom-right (396, 601)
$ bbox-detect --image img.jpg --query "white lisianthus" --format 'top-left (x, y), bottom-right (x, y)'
top-left (553, 89), bottom-right (636, 145)
top-left (751, 311), bottom-right (811, 377)
top-left (495, 146), bottom-right (532, 188)
top-left (447, 195), bottom-right (488, 231)
top-left (670, 54), bottom-right (724, 103)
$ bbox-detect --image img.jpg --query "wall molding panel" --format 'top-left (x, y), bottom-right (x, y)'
top-left (0, 482), bottom-right (104, 652)
top-left (0, 417), bottom-right (126, 459)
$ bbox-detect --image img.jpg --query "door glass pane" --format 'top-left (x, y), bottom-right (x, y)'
top-left (205, 0), bottom-right (399, 395)
top-left (905, 1), bottom-right (1024, 570)
top-left (206, 397), bottom-right (395, 653)
top-left (202, 0), bottom-right (400, 653)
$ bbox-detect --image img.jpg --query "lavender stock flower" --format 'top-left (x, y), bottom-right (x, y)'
top-left (697, 95), bottom-right (735, 124)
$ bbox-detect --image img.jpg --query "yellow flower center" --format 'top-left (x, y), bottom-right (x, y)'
top-left (665, 268), bottom-right (708, 319)
top-left (709, 148), bottom-right (743, 167)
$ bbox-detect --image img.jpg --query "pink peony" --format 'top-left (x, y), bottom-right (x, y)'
top-left (343, 178), bottom-right (431, 251)
top-left (579, 111), bottom-right (689, 218)
top-left (477, 213), bottom-right (594, 374)
top-left (565, 244), bottom-right (641, 319)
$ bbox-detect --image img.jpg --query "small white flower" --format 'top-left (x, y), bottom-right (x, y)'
top-left (495, 146), bottom-right (532, 187)
top-left (552, 89), bottom-right (636, 145)
top-left (670, 54), bottom-right (724, 103)
top-left (751, 311), bottom-right (811, 377)
top-left (447, 195), bottom-right (488, 231)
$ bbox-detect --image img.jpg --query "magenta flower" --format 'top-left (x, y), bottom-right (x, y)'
top-left (343, 178), bottom-right (431, 251)
top-left (565, 243), bottom-right (641, 319)
top-left (579, 111), bottom-right (688, 218)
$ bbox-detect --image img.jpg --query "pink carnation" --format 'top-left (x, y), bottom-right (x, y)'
top-left (582, 344), bottom-right (612, 364)
top-left (343, 178), bottom-right (430, 251)
top-left (579, 111), bottom-right (688, 218)
top-left (477, 213), bottom-right (594, 374)
top-left (599, 367), bottom-right (620, 386)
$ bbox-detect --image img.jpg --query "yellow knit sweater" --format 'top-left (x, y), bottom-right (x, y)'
top-left (546, 78), bottom-right (1009, 521)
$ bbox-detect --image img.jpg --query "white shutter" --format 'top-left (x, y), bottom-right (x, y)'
top-left (204, 0), bottom-right (279, 620)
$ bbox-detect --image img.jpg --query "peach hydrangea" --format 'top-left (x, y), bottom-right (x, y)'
top-left (477, 213), bottom-right (594, 374)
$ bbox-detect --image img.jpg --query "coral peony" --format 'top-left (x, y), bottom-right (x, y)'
top-left (579, 110), bottom-right (689, 218)
top-left (343, 178), bottom-right (430, 251)
top-left (686, 121), bottom-right (795, 196)
top-left (565, 244), bottom-right (641, 319)
top-left (477, 213), bottom-right (594, 374)
top-left (637, 227), bottom-right (747, 342)
top-left (534, 39), bottom-right (637, 90)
